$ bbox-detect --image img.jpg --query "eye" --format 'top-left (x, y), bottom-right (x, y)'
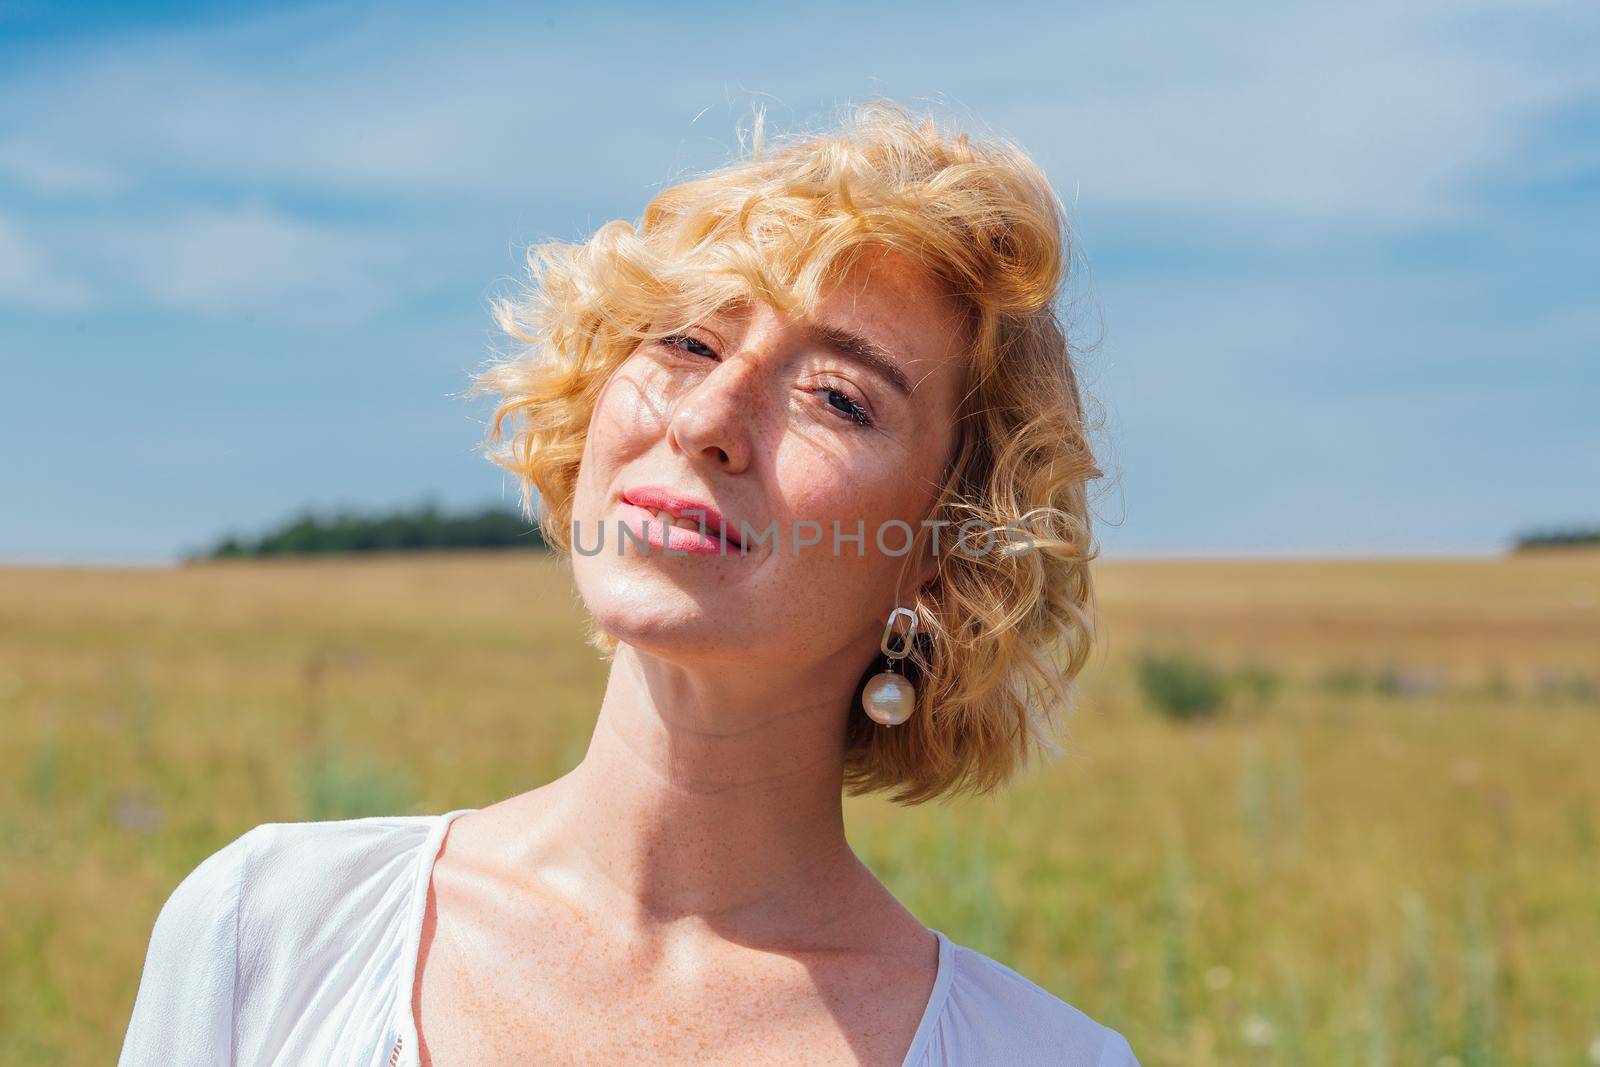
top-left (658, 333), bottom-right (719, 360)
top-left (814, 385), bottom-right (873, 428)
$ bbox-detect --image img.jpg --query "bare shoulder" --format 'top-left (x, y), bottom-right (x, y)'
top-left (429, 786), bottom-right (558, 863)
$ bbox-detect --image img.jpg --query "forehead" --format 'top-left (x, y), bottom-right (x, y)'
top-left (816, 245), bottom-right (970, 344)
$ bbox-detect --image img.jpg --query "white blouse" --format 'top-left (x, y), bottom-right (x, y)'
top-left (118, 810), bottom-right (1140, 1066)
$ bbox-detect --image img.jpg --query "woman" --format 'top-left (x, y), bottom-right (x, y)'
top-left (119, 100), bottom-right (1138, 1066)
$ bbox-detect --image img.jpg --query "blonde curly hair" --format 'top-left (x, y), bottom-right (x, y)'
top-left (477, 98), bottom-right (1105, 804)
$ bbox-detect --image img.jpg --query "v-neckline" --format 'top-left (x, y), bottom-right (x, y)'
top-left (394, 808), bottom-right (954, 1067)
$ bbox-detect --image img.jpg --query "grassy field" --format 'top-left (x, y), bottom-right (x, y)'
top-left (2, 549), bottom-right (1598, 1065)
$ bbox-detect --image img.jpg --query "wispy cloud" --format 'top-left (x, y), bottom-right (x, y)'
top-left (0, 139), bottom-right (121, 196)
top-left (1001, 2), bottom-right (1598, 223)
top-left (0, 0), bottom-right (1594, 556)
top-left (1, 2), bottom-right (1595, 321)
top-left (0, 213), bottom-right (92, 310)
top-left (104, 205), bottom-right (404, 322)
top-left (5, 2), bottom-right (1595, 215)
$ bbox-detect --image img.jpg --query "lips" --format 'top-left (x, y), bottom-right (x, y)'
top-left (621, 485), bottom-right (744, 552)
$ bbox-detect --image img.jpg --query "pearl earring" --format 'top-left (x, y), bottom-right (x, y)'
top-left (862, 607), bottom-right (918, 726)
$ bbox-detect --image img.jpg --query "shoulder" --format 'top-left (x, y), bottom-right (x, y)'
top-left (223, 813), bottom-right (446, 966)
top-left (230, 813), bottom-right (445, 911)
top-left (149, 824), bottom-right (252, 940)
top-left (121, 813), bottom-right (452, 1062)
top-left (924, 937), bottom-right (1140, 1067)
top-left (120, 834), bottom-right (248, 1063)
top-left (139, 812), bottom-right (446, 964)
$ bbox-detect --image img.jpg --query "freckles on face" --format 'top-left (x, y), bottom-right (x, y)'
top-left (777, 252), bottom-right (966, 515)
top-left (570, 247), bottom-right (971, 665)
top-left (585, 364), bottom-right (665, 466)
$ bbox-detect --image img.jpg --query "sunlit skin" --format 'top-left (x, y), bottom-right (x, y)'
top-left (413, 247), bottom-right (973, 1066)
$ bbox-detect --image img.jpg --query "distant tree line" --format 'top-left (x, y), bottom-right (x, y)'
top-left (205, 503), bottom-right (547, 558)
top-left (1512, 523), bottom-right (1600, 550)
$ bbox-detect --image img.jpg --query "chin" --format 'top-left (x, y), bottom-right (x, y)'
top-left (577, 563), bottom-right (732, 658)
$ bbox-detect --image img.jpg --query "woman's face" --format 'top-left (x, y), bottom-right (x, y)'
top-left (569, 246), bottom-right (969, 671)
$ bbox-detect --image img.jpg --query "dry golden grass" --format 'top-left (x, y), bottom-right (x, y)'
top-left (2, 548), bottom-right (1597, 1065)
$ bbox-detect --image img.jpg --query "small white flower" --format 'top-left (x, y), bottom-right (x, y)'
top-left (1241, 1015), bottom-right (1274, 1047)
top-left (1587, 1036), bottom-right (1600, 1065)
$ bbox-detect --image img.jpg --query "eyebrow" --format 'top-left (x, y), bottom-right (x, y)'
top-left (805, 323), bottom-right (913, 396)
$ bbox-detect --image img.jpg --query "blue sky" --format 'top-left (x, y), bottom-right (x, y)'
top-left (1, 0), bottom-right (1596, 560)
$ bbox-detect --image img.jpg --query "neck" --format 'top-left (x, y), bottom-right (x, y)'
top-left (545, 639), bottom-right (877, 930)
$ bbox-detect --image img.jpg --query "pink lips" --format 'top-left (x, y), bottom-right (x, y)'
top-left (620, 485), bottom-right (746, 556)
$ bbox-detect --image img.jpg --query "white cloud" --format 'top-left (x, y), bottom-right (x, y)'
top-left (0, 0), bottom-right (1586, 219)
top-left (988, 2), bottom-right (1598, 223)
top-left (0, 140), bottom-right (121, 196)
top-left (0, 213), bottom-right (93, 311)
top-left (0, 0), bottom-right (1594, 325)
top-left (10, 203), bottom-right (430, 324)
top-left (103, 205), bottom-right (401, 323)
top-left (1, 1), bottom-right (1593, 555)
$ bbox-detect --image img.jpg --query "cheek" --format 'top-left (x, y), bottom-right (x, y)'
top-left (775, 431), bottom-right (943, 534)
top-left (594, 363), bottom-right (672, 446)
top-left (748, 459), bottom-right (932, 658)
top-left (575, 365), bottom-right (669, 507)
top-left (762, 442), bottom-right (938, 618)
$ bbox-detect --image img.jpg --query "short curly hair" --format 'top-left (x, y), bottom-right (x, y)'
top-left (477, 98), bottom-right (1105, 804)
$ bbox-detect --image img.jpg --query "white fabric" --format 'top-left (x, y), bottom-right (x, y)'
top-left (119, 810), bottom-right (1140, 1066)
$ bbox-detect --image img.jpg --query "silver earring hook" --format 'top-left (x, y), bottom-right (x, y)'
top-left (880, 607), bottom-right (918, 661)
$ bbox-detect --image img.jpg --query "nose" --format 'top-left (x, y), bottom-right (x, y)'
top-left (665, 355), bottom-right (759, 474)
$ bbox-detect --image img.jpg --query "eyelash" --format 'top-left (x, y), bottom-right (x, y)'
top-left (656, 334), bottom-right (875, 429)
